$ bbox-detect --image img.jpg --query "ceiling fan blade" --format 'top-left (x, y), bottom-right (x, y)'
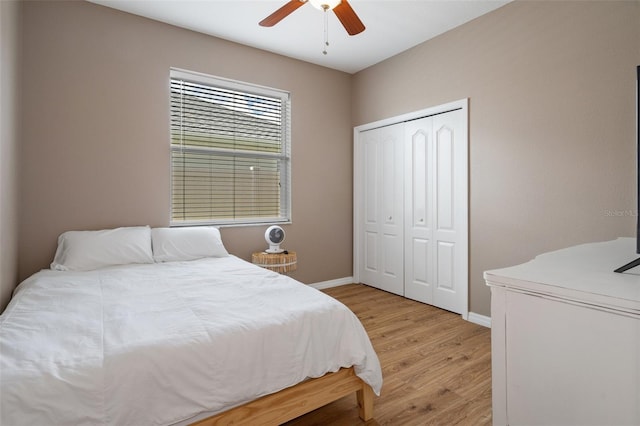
top-left (259, 0), bottom-right (307, 27)
top-left (333, 0), bottom-right (365, 35)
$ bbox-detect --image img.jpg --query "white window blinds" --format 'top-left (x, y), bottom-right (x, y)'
top-left (170, 69), bottom-right (291, 226)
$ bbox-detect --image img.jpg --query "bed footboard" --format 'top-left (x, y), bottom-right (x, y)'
top-left (191, 367), bottom-right (374, 425)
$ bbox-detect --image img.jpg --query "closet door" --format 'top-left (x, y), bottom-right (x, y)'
top-left (358, 124), bottom-right (404, 296)
top-left (404, 109), bottom-right (467, 314)
top-left (404, 117), bottom-right (435, 304)
top-left (355, 100), bottom-right (468, 316)
top-left (431, 109), bottom-right (467, 313)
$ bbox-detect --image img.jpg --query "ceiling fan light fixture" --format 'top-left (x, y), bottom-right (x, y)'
top-left (308, 0), bottom-right (341, 11)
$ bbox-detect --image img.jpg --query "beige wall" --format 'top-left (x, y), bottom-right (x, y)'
top-left (13, 0), bottom-right (640, 317)
top-left (1, 0), bottom-right (20, 312)
top-left (18, 1), bottom-right (354, 285)
top-left (353, 0), bottom-right (640, 316)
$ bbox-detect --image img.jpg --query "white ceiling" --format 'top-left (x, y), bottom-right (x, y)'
top-left (88, 0), bottom-right (510, 74)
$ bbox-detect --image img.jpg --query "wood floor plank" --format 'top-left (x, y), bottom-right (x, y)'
top-left (284, 284), bottom-right (492, 426)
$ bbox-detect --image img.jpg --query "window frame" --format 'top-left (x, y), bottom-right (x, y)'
top-left (169, 68), bottom-right (292, 227)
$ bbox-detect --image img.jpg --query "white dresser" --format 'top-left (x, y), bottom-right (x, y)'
top-left (485, 238), bottom-right (640, 426)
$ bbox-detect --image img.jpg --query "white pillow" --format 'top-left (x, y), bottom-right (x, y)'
top-left (51, 226), bottom-right (154, 271)
top-left (151, 227), bottom-right (229, 262)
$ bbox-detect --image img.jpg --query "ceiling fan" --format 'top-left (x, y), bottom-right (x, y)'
top-left (259, 0), bottom-right (365, 36)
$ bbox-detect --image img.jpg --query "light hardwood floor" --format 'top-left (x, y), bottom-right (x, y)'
top-left (284, 284), bottom-right (492, 426)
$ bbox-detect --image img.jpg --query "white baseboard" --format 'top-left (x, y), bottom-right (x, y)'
top-left (309, 277), bottom-right (353, 290)
top-left (467, 312), bottom-right (491, 328)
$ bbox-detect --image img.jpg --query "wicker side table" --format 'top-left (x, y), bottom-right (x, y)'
top-left (251, 251), bottom-right (297, 274)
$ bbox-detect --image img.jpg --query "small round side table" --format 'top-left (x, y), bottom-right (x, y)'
top-left (251, 251), bottom-right (297, 275)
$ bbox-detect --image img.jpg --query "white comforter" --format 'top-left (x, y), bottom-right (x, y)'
top-left (0, 256), bottom-right (382, 425)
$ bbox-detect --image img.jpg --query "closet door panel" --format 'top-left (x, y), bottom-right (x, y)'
top-left (360, 136), bottom-right (380, 285)
top-left (364, 141), bottom-right (378, 226)
top-left (382, 137), bottom-right (398, 225)
top-left (406, 237), bottom-right (432, 302)
top-left (383, 233), bottom-right (401, 278)
top-left (435, 125), bottom-right (454, 230)
top-left (358, 124), bottom-right (404, 296)
top-left (404, 118), bottom-right (434, 304)
top-left (364, 231), bottom-right (378, 273)
top-left (432, 109), bottom-right (467, 314)
top-left (436, 241), bottom-right (455, 291)
top-left (378, 127), bottom-right (404, 295)
top-left (410, 130), bottom-right (429, 228)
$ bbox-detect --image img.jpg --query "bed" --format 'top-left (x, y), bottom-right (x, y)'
top-left (0, 226), bottom-right (382, 425)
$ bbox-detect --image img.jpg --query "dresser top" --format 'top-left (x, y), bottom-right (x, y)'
top-left (484, 238), bottom-right (640, 313)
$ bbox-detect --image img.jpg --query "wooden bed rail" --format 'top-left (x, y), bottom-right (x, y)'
top-left (191, 367), bottom-right (374, 425)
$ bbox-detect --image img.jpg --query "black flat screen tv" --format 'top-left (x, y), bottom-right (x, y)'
top-left (614, 65), bottom-right (640, 273)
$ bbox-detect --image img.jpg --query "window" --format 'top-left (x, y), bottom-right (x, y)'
top-left (170, 69), bottom-right (291, 226)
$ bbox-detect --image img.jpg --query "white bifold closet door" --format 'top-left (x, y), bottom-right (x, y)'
top-left (403, 110), bottom-right (467, 313)
top-left (355, 104), bottom-right (468, 315)
top-left (359, 123), bottom-right (405, 296)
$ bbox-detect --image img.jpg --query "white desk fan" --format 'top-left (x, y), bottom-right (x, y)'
top-left (265, 225), bottom-right (286, 253)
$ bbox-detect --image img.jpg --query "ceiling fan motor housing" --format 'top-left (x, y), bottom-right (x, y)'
top-left (308, 0), bottom-right (341, 10)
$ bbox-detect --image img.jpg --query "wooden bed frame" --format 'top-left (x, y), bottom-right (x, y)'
top-left (191, 367), bottom-right (374, 425)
